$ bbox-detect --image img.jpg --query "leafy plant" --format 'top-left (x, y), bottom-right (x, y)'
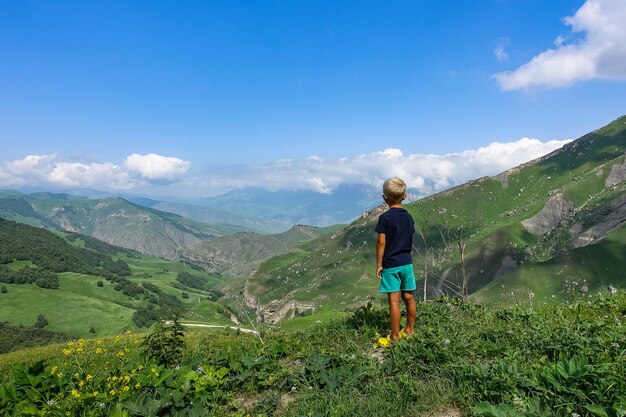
top-left (140, 316), bottom-right (186, 367)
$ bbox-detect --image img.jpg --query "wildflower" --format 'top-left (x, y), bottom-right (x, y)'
top-left (63, 348), bottom-right (74, 356)
top-left (123, 375), bottom-right (131, 384)
top-left (151, 367), bottom-right (158, 374)
top-left (47, 399), bottom-right (56, 406)
top-left (96, 339), bottom-right (102, 345)
top-left (79, 381), bottom-right (84, 387)
top-left (57, 373), bottom-right (63, 378)
top-left (378, 335), bottom-right (390, 348)
top-left (50, 366), bottom-right (58, 375)
top-left (443, 338), bottom-right (451, 345)
top-left (197, 366), bottom-right (205, 374)
top-left (110, 389), bottom-right (117, 396)
top-left (95, 348), bottom-right (103, 354)
top-left (122, 385), bottom-right (130, 392)
top-left (135, 383), bottom-right (141, 389)
top-left (74, 373), bottom-right (80, 379)
top-left (98, 402), bottom-right (106, 408)
top-left (117, 350), bottom-right (125, 357)
top-left (71, 389), bottom-right (81, 399)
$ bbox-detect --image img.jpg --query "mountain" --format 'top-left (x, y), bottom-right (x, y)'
top-left (245, 115), bottom-right (626, 322)
top-left (0, 192), bottom-right (249, 260)
top-left (178, 224), bottom-right (341, 278)
top-left (197, 184), bottom-right (382, 227)
top-left (0, 191), bottom-right (337, 292)
top-left (142, 200), bottom-right (290, 234)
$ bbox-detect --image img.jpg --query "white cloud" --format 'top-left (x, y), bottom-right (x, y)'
top-left (0, 140), bottom-right (569, 197)
top-left (195, 137), bottom-right (570, 195)
top-left (495, 0), bottom-right (626, 90)
top-left (0, 153), bottom-right (189, 190)
top-left (124, 153), bottom-right (190, 184)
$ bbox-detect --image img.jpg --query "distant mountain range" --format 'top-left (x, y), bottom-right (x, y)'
top-left (0, 190), bottom-right (337, 280)
top-left (129, 184), bottom-right (384, 233)
top-left (5, 183), bottom-right (387, 234)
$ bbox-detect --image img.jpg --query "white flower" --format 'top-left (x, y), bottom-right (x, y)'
top-left (443, 338), bottom-right (451, 345)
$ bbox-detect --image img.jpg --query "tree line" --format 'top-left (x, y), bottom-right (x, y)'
top-left (0, 219), bottom-right (131, 288)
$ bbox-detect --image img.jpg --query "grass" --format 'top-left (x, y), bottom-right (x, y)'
top-left (0, 275), bottom-right (137, 337)
top-left (2, 293), bottom-right (626, 416)
top-left (0, 251), bottom-right (232, 339)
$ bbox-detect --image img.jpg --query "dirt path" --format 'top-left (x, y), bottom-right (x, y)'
top-left (175, 322), bottom-right (259, 335)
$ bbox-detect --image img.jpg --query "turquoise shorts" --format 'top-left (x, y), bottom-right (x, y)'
top-left (379, 264), bottom-right (416, 293)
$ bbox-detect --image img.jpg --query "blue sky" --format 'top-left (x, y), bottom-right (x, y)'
top-left (1, 0), bottom-right (625, 197)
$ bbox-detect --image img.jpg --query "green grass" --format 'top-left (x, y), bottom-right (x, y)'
top-left (183, 301), bottom-right (233, 325)
top-left (0, 250), bottom-right (233, 339)
top-left (3, 294), bottom-right (626, 416)
top-left (0, 277), bottom-right (137, 337)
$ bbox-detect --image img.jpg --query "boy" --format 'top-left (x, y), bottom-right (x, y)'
top-left (375, 177), bottom-right (416, 342)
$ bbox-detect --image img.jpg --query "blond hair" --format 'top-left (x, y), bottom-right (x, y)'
top-left (382, 177), bottom-right (407, 204)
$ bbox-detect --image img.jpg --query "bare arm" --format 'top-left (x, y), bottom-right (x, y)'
top-left (376, 233), bottom-right (386, 278)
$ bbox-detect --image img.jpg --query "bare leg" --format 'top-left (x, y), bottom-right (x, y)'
top-left (387, 292), bottom-right (402, 340)
top-left (402, 290), bottom-right (416, 335)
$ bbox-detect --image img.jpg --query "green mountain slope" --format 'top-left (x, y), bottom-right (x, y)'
top-left (247, 115), bottom-right (626, 320)
top-left (0, 192), bottom-right (249, 260)
top-left (0, 219), bottom-right (233, 344)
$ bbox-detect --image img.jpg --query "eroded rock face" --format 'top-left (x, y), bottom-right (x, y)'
top-left (570, 194), bottom-right (626, 248)
top-left (521, 194), bottom-right (575, 235)
top-left (606, 155), bottom-right (626, 187)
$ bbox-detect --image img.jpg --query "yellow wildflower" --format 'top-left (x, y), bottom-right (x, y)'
top-left (71, 389), bottom-right (81, 399)
top-left (57, 373), bottom-right (63, 378)
top-left (86, 374), bottom-right (93, 381)
top-left (123, 375), bottom-right (131, 384)
top-left (109, 389), bottom-right (117, 396)
top-left (122, 385), bottom-right (130, 392)
top-left (63, 348), bottom-right (73, 355)
top-left (95, 348), bottom-right (103, 355)
top-left (377, 335), bottom-right (391, 348)
top-left (135, 383), bottom-right (141, 389)
top-left (92, 391), bottom-right (99, 397)
top-left (50, 366), bottom-right (58, 375)
top-left (79, 381), bottom-right (84, 387)
top-left (117, 350), bottom-right (125, 357)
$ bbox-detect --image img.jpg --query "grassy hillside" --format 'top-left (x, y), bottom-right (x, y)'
top-left (246, 115), bottom-right (626, 320)
top-left (0, 220), bottom-right (236, 345)
top-left (1, 294), bottom-right (625, 416)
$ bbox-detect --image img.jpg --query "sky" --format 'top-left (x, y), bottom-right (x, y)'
top-left (1, 0), bottom-right (625, 198)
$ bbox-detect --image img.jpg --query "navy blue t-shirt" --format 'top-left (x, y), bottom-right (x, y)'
top-left (375, 207), bottom-right (415, 268)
